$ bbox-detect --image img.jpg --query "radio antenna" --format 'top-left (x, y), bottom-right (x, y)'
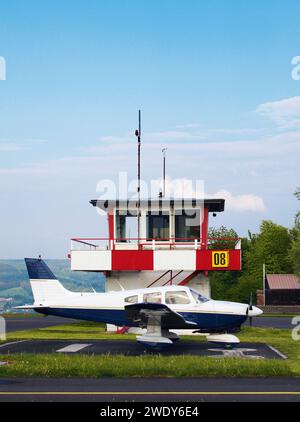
top-left (162, 148), bottom-right (167, 198)
top-left (135, 110), bottom-right (142, 244)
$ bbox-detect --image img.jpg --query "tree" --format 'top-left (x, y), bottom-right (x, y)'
top-left (209, 221), bottom-right (294, 303)
top-left (208, 226), bottom-right (239, 250)
top-left (236, 220), bottom-right (293, 303)
top-left (289, 235), bottom-right (300, 276)
top-left (288, 188), bottom-right (300, 275)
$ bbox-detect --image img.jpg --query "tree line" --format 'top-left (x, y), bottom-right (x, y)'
top-left (209, 189), bottom-right (300, 303)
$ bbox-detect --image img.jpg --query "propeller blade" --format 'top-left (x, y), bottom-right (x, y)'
top-left (249, 292), bottom-right (253, 311)
top-left (249, 292), bottom-right (253, 326)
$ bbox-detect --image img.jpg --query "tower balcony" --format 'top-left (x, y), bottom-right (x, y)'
top-left (69, 237), bottom-right (242, 272)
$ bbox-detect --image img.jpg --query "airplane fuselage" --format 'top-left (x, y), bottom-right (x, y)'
top-left (32, 286), bottom-right (260, 332)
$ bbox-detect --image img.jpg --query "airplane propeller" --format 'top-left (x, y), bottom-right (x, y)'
top-left (248, 292), bottom-right (253, 327)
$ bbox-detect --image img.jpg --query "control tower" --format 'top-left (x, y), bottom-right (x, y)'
top-left (70, 198), bottom-right (241, 301)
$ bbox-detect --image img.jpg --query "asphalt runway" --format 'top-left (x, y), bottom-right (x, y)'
top-left (0, 339), bottom-right (286, 359)
top-left (0, 377), bottom-right (299, 402)
top-left (0, 316), bottom-right (294, 403)
top-left (248, 317), bottom-right (293, 330)
top-left (4, 316), bottom-right (76, 333)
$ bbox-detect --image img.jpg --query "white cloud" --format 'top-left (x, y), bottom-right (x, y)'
top-left (151, 178), bottom-right (266, 212)
top-left (100, 135), bottom-right (132, 143)
top-left (0, 143), bottom-right (23, 152)
top-left (256, 96), bottom-right (300, 129)
top-left (151, 177), bottom-right (204, 199)
top-left (0, 138), bottom-right (48, 152)
top-left (208, 128), bottom-right (268, 136)
top-left (209, 189), bottom-right (266, 212)
top-left (145, 130), bottom-right (206, 143)
top-left (175, 123), bottom-right (203, 129)
top-left (98, 129), bottom-right (205, 146)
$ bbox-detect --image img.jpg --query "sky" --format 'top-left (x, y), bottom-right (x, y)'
top-left (0, 0), bottom-right (299, 258)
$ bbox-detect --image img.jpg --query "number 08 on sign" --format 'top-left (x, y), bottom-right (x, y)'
top-left (212, 251), bottom-right (229, 268)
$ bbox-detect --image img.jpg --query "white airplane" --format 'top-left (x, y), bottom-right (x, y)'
top-left (19, 258), bottom-right (263, 348)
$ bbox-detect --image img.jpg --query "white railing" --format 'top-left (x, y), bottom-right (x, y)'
top-left (71, 237), bottom-right (242, 252)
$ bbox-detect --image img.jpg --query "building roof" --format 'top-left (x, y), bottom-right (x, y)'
top-left (90, 198), bottom-right (225, 213)
top-left (266, 274), bottom-right (300, 290)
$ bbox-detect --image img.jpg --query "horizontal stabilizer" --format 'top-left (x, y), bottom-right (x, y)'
top-left (14, 305), bottom-right (47, 310)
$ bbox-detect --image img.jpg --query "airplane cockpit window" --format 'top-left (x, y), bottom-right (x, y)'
top-left (190, 289), bottom-right (209, 304)
top-left (125, 295), bottom-right (138, 304)
top-left (143, 292), bottom-right (162, 304)
top-left (165, 291), bottom-right (191, 305)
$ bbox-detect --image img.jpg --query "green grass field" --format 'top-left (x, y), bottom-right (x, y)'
top-left (0, 322), bottom-right (299, 378)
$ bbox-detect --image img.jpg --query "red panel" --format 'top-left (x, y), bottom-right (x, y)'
top-left (196, 250), bottom-right (211, 269)
top-left (112, 250), bottom-right (154, 271)
top-left (228, 250), bottom-right (242, 271)
top-left (108, 213), bottom-right (114, 241)
top-left (196, 250), bottom-right (241, 271)
top-left (201, 207), bottom-right (209, 250)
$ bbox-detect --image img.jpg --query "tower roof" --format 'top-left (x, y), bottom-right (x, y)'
top-left (90, 198), bottom-right (225, 213)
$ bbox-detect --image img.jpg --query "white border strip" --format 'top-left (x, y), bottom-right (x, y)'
top-left (267, 344), bottom-right (288, 360)
top-left (0, 340), bottom-right (28, 349)
top-left (56, 344), bottom-right (92, 353)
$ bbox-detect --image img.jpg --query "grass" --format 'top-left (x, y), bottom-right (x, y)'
top-left (261, 314), bottom-right (299, 318)
top-left (0, 353), bottom-right (291, 378)
top-left (4, 321), bottom-right (136, 341)
top-left (0, 322), bottom-right (300, 378)
top-left (1, 313), bottom-right (40, 318)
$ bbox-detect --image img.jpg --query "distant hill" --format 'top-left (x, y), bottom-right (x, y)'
top-left (0, 260), bottom-right (105, 310)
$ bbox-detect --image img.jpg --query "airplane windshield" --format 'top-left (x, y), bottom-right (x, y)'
top-left (190, 289), bottom-right (209, 304)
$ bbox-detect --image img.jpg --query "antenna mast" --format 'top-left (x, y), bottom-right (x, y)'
top-left (162, 148), bottom-right (167, 198)
top-left (135, 110), bottom-right (141, 244)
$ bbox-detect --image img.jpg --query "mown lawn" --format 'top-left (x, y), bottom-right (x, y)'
top-left (4, 321), bottom-right (137, 341)
top-left (0, 322), bottom-right (299, 378)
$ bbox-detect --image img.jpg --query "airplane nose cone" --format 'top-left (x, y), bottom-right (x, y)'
top-left (248, 306), bottom-right (263, 317)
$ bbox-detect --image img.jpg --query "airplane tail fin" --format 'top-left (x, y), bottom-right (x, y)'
top-left (25, 258), bottom-right (72, 305)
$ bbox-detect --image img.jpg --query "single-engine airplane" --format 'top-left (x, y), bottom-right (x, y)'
top-left (18, 258), bottom-right (263, 348)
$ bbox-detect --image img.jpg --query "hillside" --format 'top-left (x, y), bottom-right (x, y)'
top-left (0, 260), bottom-right (105, 310)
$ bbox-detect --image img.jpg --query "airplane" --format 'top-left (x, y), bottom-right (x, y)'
top-left (18, 258), bottom-right (263, 348)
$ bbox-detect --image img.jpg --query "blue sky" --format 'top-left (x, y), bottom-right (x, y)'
top-left (0, 0), bottom-right (299, 258)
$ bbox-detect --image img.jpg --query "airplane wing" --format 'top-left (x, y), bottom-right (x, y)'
top-left (14, 305), bottom-right (48, 310)
top-left (125, 302), bottom-right (197, 329)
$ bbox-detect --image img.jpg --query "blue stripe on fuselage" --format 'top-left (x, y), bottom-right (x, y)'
top-left (35, 307), bottom-right (247, 331)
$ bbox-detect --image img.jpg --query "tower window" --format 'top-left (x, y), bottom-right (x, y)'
top-left (116, 211), bottom-right (138, 242)
top-left (175, 209), bottom-right (200, 242)
top-left (147, 212), bottom-right (169, 240)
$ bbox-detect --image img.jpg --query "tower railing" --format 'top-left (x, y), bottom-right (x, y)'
top-left (70, 237), bottom-right (241, 251)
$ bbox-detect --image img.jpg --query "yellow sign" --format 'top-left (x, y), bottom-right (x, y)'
top-left (212, 251), bottom-right (229, 268)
